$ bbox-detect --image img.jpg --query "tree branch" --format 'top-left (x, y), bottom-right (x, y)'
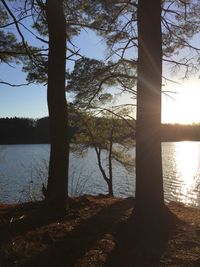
top-left (0, 81), bottom-right (31, 87)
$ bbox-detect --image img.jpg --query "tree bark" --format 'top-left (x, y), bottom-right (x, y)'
top-left (135, 0), bottom-right (164, 224)
top-left (46, 0), bottom-right (69, 217)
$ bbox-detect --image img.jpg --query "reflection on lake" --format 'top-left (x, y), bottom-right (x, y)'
top-left (163, 142), bottom-right (200, 207)
top-left (0, 142), bottom-right (200, 207)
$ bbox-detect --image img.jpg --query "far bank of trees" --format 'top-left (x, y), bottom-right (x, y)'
top-left (0, 117), bottom-right (50, 144)
top-left (0, 114), bottom-right (135, 144)
top-left (1, 116), bottom-right (200, 145)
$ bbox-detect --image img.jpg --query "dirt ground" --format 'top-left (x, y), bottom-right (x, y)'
top-left (0, 195), bottom-right (200, 267)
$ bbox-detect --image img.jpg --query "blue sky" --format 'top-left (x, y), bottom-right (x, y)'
top-left (1, 2), bottom-right (200, 123)
top-left (0, 63), bottom-right (48, 118)
top-left (0, 29), bottom-right (107, 119)
top-left (1, 28), bottom-right (200, 123)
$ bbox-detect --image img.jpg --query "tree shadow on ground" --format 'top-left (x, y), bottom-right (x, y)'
top-left (21, 198), bottom-right (134, 267)
top-left (0, 201), bottom-right (57, 243)
top-left (104, 208), bottom-right (178, 267)
top-left (194, 258), bottom-right (200, 267)
top-left (0, 198), bottom-right (180, 267)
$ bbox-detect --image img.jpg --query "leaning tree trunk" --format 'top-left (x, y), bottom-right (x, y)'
top-left (46, 0), bottom-right (69, 217)
top-left (135, 0), bottom-right (164, 225)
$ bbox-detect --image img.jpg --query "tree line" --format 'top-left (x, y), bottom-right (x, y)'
top-left (0, 114), bottom-right (134, 145)
top-left (1, 116), bottom-right (200, 145)
top-left (0, 117), bottom-right (50, 144)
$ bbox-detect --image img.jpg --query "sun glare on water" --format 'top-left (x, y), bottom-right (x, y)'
top-left (162, 80), bottom-right (200, 124)
top-left (175, 141), bottom-right (200, 205)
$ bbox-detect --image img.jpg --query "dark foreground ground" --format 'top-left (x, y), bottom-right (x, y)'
top-left (0, 195), bottom-right (200, 267)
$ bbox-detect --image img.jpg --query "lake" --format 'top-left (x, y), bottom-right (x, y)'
top-left (0, 142), bottom-right (200, 207)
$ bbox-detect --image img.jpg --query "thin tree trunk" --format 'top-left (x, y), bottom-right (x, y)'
top-left (84, 118), bottom-right (113, 196)
top-left (46, 0), bottom-right (69, 217)
top-left (95, 147), bottom-right (110, 187)
top-left (135, 0), bottom-right (164, 224)
top-left (108, 123), bottom-right (114, 196)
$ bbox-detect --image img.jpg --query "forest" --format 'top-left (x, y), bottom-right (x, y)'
top-left (1, 0), bottom-right (200, 266)
top-left (1, 117), bottom-right (200, 144)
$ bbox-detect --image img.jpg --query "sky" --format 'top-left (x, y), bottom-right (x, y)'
top-left (0, 29), bottom-right (107, 119)
top-left (1, 3), bottom-right (200, 124)
top-left (162, 79), bottom-right (200, 124)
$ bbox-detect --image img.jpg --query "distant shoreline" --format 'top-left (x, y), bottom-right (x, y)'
top-left (1, 139), bottom-right (200, 146)
top-left (1, 117), bottom-right (200, 144)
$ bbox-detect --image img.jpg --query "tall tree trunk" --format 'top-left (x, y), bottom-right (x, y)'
top-left (46, 0), bottom-right (69, 217)
top-left (135, 0), bottom-right (164, 224)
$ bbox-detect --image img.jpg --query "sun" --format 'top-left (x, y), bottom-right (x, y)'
top-left (174, 87), bottom-right (200, 124)
top-left (162, 80), bottom-right (200, 124)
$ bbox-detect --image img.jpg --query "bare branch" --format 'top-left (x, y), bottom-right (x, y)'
top-left (18, 22), bottom-right (49, 44)
top-left (91, 106), bottom-right (136, 130)
top-left (0, 15), bottom-right (31, 28)
top-left (1, 0), bottom-right (36, 63)
top-left (0, 81), bottom-right (31, 87)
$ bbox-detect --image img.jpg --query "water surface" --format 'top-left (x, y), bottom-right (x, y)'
top-left (0, 142), bottom-right (200, 207)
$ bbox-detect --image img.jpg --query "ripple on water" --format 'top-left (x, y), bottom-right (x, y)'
top-left (0, 142), bottom-right (200, 207)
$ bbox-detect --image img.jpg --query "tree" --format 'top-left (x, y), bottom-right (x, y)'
top-left (92, 0), bottom-right (200, 82)
top-left (85, 115), bottom-right (115, 196)
top-left (67, 53), bottom-right (137, 196)
top-left (45, 0), bottom-right (69, 217)
top-left (3, 1), bottom-right (120, 215)
top-left (71, 108), bottom-right (135, 196)
top-left (134, 0), bottom-right (164, 225)
top-left (87, 0), bottom-right (200, 224)
top-left (67, 56), bottom-right (137, 109)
